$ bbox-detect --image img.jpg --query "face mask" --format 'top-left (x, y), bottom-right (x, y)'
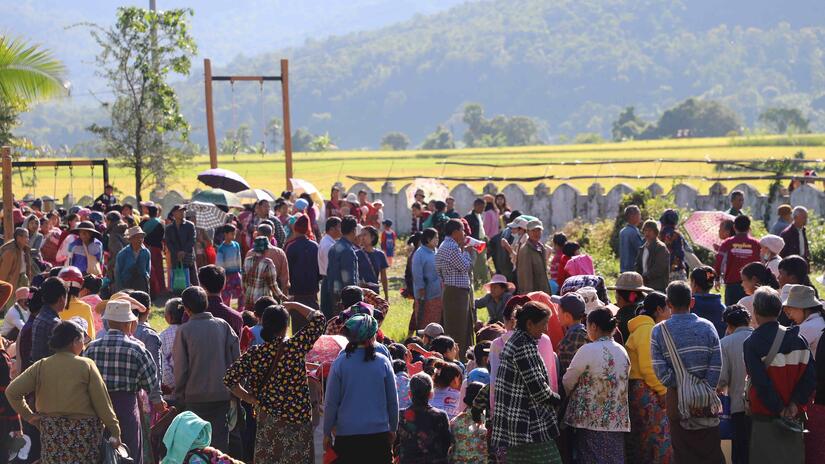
top-left (761, 253), bottom-right (772, 261)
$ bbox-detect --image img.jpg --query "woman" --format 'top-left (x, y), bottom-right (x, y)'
top-left (563, 307), bottom-right (631, 464)
top-left (24, 215), bottom-right (46, 273)
top-left (395, 372), bottom-right (452, 464)
top-left (717, 305), bottom-right (753, 464)
top-left (57, 266), bottom-right (97, 339)
top-left (404, 233), bottom-right (423, 334)
top-left (411, 228), bottom-right (443, 330)
top-left (66, 220), bottom-right (104, 275)
top-left (659, 209), bottom-right (687, 282)
top-left (782, 284), bottom-right (825, 358)
top-left (430, 362), bottom-right (462, 420)
top-left (323, 314), bottom-right (398, 463)
top-left (224, 301), bottom-right (325, 463)
top-left (689, 266), bottom-right (726, 338)
top-left (625, 292), bottom-right (672, 464)
top-left (7, 321), bottom-right (121, 463)
top-left (738, 262), bottom-right (780, 322)
top-left (494, 193), bottom-right (510, 229)
top-left (778, 255), bottom-right (819, 296)
top-left (161, 410), bottom-right (243, 464)
top-left (759, 234), bottom-right (784, 279)
top-left (326, 186), bottom-right (342, 219)
top-left (357, 226), bottom-right (390, 300)
top-left (449, 381), bottom-right (487, 463)
top-left (482, 195), bottom-right (500, 239)
top-left (140, 205), bottom-right (167, 298)
top-left (491, 301), bottom-right (562, 462)
top-left (115, 226), bottom-right (151, 294)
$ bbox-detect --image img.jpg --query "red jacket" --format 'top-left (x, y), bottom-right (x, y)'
top-left (714, 233), bottom-right (760, 284)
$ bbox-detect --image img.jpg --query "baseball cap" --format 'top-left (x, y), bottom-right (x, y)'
top-left (417, 322), bottom-right (444, 339)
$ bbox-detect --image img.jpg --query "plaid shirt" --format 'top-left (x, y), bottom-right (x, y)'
top-left (85, 329), bottom-right (161, 403)
top-left (491, 329), bottom-right (560, 448)
top-left (159, 325), bottom-right (178, 390)
top-left (325, 289), bottom-right (389, 335)
top-left (557, 323), bottom-right (589, 377)
top-left (31, 305), bottom-right (61, 363)
top-left (435, 237), bottom-right (472, 289)
top-left (242, 252), bottom-right (281, 310)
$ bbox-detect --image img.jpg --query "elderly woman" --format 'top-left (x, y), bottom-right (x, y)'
top-left (491, 301), bottom-right (562, 462)
top-left (324, 314), bottom-right (398, 463)
top-left (224, 301), bottom-right (325, 463)
top-left (7, 320), bottom-right (122, 463)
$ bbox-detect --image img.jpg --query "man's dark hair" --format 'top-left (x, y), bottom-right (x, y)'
top-left (422, 228), bottom-right (438, 245)
top-left (473, 198), bottom-right (485, 207)
top-left (340, 285), bottom-right (364, 308)
top-left (666, 281), bottom-right (692, 309)
top-left (753, 286), bottom-right (782, 318)
top-left (444, 219), bottom-right (464, 237)
top-left (552, 232), bottom-right (567, 247)
top-left (253, 296), bottom-right (278, 318)
top-left (733, 215), bottom-right (751, 233)
top-left (434, 201), bottom-right (446, 212)
top-left (182, 286), bottom-right (208, 314)
top-left (730, 190), bottom-right (744, 200)
top-left (325, 216), bottom-right (342, 232)
top-left (411, 202), bottom-right (422, 211)
top-left (198, 265), bottom-right (226, 294)
top-left (363, 226), bottom-right (379, 247)
top-left (341, 215), bottom-right (358, 236)
top-left (40, 277), bottom-right (67, 305)
top-left (720, 219), bottom-right (734, 235)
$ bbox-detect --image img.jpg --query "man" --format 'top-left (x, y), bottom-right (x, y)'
top-left (174, 286), bottom-right (240, 452)
top-left (164, 204), bottom-right (199, 287)
top-left (727, 190), bottom-right (745, 216)
top-left (1, 286), bottom-right (29, 340)
top-left (516, 219), bottom-right (551, 294)
top-left (445, 196), bottom-right (460, 219)
top-left (105, 210), bottom-right (128, 284)
top-left (318, 217), bottom-right (342, 317)
top-left (771, 204), bottom-right (793, 235)
top-left (744, 286), bottom-right (815, 463)
top-left (0, 228), bottom-right (32, 304)
top-left (198, 265), bottom-right (243, 336)
top-left (242, 237), bottom-right (287, 311)
top-left (556, 292), bottom-right (588, 376)
top-left (635, 220), bottom-right (670, 292)
top-left (250, 223), bottom-right (290, 292)
top-left (464, 198), bottom-right (490, 287)
top-left (115, 226), bottom-right (151, 293)
top-left (85, 299), bottom-right (165, 464)
top-left (619, 205), bottom-right (643, 273)
top-left (325, 215), bottom-right (360, 316)
top-left (95, 184), bottom-right (118, 209)
top-left (780, 206), bottom-right (809, 262)
top-left (714, 215), bottom-right (761, 305)
top-left (416, 322), bottom-right (445, 349)
top-left (247, 199), bottom-right (286, 249)
top-left (30, 276), bottom-right (65, 363)
top-left (285, 214), bottom-right (321, 331)
top-left (650, 281), bottom-right (724, 464)
top-left (435, 219), bottom-right (474, 361)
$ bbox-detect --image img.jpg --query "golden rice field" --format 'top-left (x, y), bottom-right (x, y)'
top-left (10, 135), bottom-right (825, 200)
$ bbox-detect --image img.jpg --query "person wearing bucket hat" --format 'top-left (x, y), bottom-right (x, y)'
top-left (65, 220), bottom-right (104, 276)
top-left (609, 272), bottom-right (653, 341)
top-left (743, 286), bottom-right (816, 463)
top-left (759, 234), bottom-right (785, 278)
top-left (516, 219), bottom-right (551, 295)
top-left (475, 274), bottom-right (514, 324)
top-left (781, 284), bottom-right (825, 355)
top-left (114, 226), bottom-right (151, 294)
top-left (323, 312), bottom-right (397, 463)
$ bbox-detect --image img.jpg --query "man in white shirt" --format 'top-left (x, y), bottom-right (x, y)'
top-left (319, 216), bottom-right (342, 317)
top-left (1, 286), bottom-right (30, 340)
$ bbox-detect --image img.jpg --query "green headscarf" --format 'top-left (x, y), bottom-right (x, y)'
top-left (344, 313), bottom-right (378, 343)
top-left (161, 411), bottom-right (212, 464)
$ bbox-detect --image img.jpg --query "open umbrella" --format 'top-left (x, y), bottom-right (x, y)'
top-left (306, 335), bottom-right (347, 366)
top-left (289, 178), bottom-right (325, 207)
top-left (186, 201), bottom-right (228, 229)
top-left (236, 188), bottom-right (275, 204)
top-left (191, 188), bottom-right (242, 208)
top-left (405, 178), bottom-right (449, 207)
top-left (197, 168), bottom-right (251, 193)
top-left (684, 211), bottom-right (735, 250)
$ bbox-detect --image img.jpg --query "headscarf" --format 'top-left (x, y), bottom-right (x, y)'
top-left (161, 411), bottom-right (212, 464)
top-left (344, 313), bottom-right (378, 343)
top-left (293, 214), bottom-right (309, 235)
top-left (253, 236), bottom-right (269, 253)
top-left (340, 301), bottom-right (375, 321)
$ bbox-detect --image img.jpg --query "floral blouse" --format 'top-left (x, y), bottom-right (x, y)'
top-left (395, 403), bottom-right (452, 464)
top-left (223, 312), bottom-right (325, 424)
top-left (449, 411), bottom-right (487, 463)
top-left (561, 336), bottom-right (630, 432)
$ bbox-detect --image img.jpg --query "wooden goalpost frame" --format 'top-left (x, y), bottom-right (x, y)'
top-left (203, 58), bottom-right (294, 189)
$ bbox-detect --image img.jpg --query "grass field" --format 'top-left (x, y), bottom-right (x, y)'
top-left (11, 135), bottom-right (825, 201)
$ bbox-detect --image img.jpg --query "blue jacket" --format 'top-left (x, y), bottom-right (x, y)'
top-left (326, 237), bottom-right (359, 295)
top-left (692, 293), bottom-right (727, 338)
top-left (412, 246), bottom-right (442, 301)
top-left (115, 245), bottom-right (151, 290)
top-left (619, 225), bottom-right (643, 273)
top-left (651, 313), bottom-right (722, 389)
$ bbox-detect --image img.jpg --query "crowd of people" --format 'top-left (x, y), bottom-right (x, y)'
top-left (0, 184), bottom-right (822, 464)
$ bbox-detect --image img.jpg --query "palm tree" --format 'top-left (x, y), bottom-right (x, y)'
top-left (0, 36), bottom-right (66, 104)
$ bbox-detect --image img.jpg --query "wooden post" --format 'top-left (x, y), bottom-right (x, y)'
top-left (280, 59), bottom-right (293, 189)
top-left (2, 147), bottom-right (13, 244)
top-left (102, 159), bottom-right (110, 188)
top-left (204, 58), bottom-right (218, 169)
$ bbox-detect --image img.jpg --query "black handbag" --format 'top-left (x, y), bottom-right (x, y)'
top-left (101, 437), bottom-right (134, 464)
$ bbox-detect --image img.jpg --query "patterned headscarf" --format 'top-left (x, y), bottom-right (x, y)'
top-left (344, 313), bottom-right (378, 343)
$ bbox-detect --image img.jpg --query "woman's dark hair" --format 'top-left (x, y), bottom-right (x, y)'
top-left (723, 304), bottom-right (751, 327)
top-left (587, 307), bottom-right (618, 333)
top-left (392, 359), bottom-right (407, 375)
top-left (253, 296), bottom-right (278, 318)
top-left (409, 372), bottom-right (434, 405)
top-left (260, 305), bottom-right (290, 343)
top-left (28, 287), bottom-right (43, 315)
top-left (779, 255), bottom-right (818, 296)
top-left (422, 357), bottom-right (439, 376)
top-left (164, 298), bottom-right (185, 325)
top-left (388, 343), bottom-right (408, 361)
top-left (128, 290), bottom-right (151, 313)
top-left (422, 228), bottom-right (438, 245)
top-left (40, 277), bottom-right (67, 305)
top-left (407, 232), bottom-right (422, 248)
top-left (616, 290), bottom-right (644, 306)
top-left (503, 295), bottom-right (530, 322)
top-left (434, 201), bottom-right (446, 212)
top-left (741, 262), bottom-right (780, 290)
top-left (242, 310), bottom-right (258, 328)
top-left (363, 226), bottom-right (379, 247)
top-left (720, 219), bottom-right (734, 235)
top-left (562, 241), bottom-right (580, 257)
top-left (429, 336), bottom-right (456, 356)
top-left (82, 275), bottom-right (102, 294)
top-left (464, 381), bottom-right (486, 423)
top-left (433, 361), bottom-right (462, 388)
top-left (690, 266), bottom-right (717, 292)
top-left (515, 301), bottom-right (551, 331)
top-left (484, 202), bottom-right (495, 212)
top-left (299, 192), bottom-right (314, 208)
top-left (147, 205), bottom-right (158, 217)
top-left (49, 320), bottom-right (83, 351)
top-left (639, 291), bottom-right (667, 318)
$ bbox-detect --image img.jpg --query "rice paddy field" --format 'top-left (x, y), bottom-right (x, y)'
top-left (11, 134), bottom-right (825, 200)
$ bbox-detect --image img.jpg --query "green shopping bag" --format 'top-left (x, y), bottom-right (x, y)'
top-left (171, 265), bottom-right (190, 293)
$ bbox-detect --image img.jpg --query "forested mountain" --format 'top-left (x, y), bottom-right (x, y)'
top-left (12, 0), bottom-right (825, 149)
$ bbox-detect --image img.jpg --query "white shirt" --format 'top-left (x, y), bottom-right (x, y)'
top-left (642, 246), bottom-right (650, 274)
top-left (799, 312), bottom-right (825, 358)
top-left (1, 303), bottom-right (29, 336)
top-left (798, 228), bottom-right (806, 258)
top-left (318, 234), bottom-right (337, 276)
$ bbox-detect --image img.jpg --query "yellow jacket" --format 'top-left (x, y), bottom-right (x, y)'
top-left (626, 315), bottom-right (666, 395)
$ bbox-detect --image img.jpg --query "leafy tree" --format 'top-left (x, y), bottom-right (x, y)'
top-left (421, 125), bottom-right (455, 149)
top-left (0, 36), bottom-right (66, 104)
top-left (310, 133), bottom-right (335, 152)
top-left (759, 107), bottom-right (810, 134)
top-left (265, 117), bottom-right (282, 151)
top-left (655, 98), bottom-right (742, 138)
top-left (292, 128), bottom-right (315, 152)
top-left (462, 103), bottom-right (541, 147)
top-left (380, 131), bottom-right (411, 150)
top-left (220, 129), bottom-right (241, 156)
top-left (611, 106), bottom-right (653, 141)
top-left (235, 123), bottom-right (252, 151)
top-left (0, 99), bottom-right (23, 146)
top-left (574, 132), bottom-right (605, 144)
top-left (86, 7), bottom-right (197, 200)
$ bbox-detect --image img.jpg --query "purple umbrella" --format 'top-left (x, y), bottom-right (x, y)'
top-left (196, 168), bottom-right (250, 193)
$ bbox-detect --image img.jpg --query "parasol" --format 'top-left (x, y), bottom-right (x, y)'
top-left (186, 201), bottom-right (228, 229)
top-left (191, 188), bottom-right (242, 208)
top-left (306, 335), bottom-right (347, 365)
top-left (289, 178), bottom-right (325, 207)
top-left (684, 211), bottom-right (735, 251)
top-left (236, 188), bottom-right (276, 204)
top-left (197, 168), bottom-right (251, 193)
top-left (405, 178), bottom-right (449, 207)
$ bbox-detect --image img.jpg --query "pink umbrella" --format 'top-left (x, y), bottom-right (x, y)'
top-left (306, 335), bottom-right (347, 365)
top-left (684, 211), bottom-right (736, 251)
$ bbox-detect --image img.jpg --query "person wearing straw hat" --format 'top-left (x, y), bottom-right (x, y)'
top-left (608, 272), bottom-right (653, 342)
top-left (475, 274), bottom-right (514, 324)
top-left (517, 219), bottom-right (551, 295)
top-left (66, 220), bottom-right (104, 276)
top-left (114, 226), bottom-right (151, 294)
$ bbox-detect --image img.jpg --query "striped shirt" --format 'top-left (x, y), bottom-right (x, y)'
top-left (435, 237), bottom-right (472, 289)
top-left (650, 313), bottom-right (722, 389)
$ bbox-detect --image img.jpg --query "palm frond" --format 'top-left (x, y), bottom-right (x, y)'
top-left (0, 36), bottom-right (66, 103)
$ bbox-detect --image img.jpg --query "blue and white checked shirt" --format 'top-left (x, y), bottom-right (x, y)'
top-left (85, 329), bottom-right (162, 403)
top-left (435, 236), bottom-right (472, 289)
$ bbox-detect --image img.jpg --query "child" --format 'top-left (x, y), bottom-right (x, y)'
top-left (474, 275), bottom-right (514, 324)
top-left (449, 382), bottom-right (487, 463)
top-left (78, 275), bottom-right (104, 333)
top-left (240, 310), bottom-right (257, 352)
top-left (216, 224), bottom-right (243, 307)
top-left (430, 361), bottom-right (463, 420)
top-left (393, 359), bottom-right (412, 410)
top-left (160, 298), bottom-right (184, 401)
top-left (549, 232), bottom-right (567, 294)
top-left (249, 296), bottom-right (278, 346)
top-left (556, 292), bottom-right (588, 377)
top-left (466, 341), bottom-right (491, 385)
top-left (429, 335), bottom-right (465, 373)
top-left (380, 219), bottom-right (397, 266)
